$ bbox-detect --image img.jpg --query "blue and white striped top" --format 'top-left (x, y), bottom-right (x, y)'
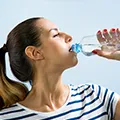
top-left (0, 84), bottom-right (119, 120)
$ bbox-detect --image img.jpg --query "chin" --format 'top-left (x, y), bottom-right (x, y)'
top-left (67, 58), bottom-right (78, 69)
top-left (72, 58), bottom-right (78, 67)
top-left (73, 55), bottom-right (78, 64)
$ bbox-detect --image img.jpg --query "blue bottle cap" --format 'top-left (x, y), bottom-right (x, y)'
top-left (71, 43), bottom-right (81, 53)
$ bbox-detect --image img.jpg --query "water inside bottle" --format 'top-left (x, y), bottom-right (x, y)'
top-left (70, 43), bottom-right (101, 56)
top-left (81, 44), bottom-right (101, 56)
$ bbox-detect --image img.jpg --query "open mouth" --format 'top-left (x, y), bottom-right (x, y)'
top-left (69, 47), bottom-right (72, 52)
top-left (69, 44), bottom-right (81, 54)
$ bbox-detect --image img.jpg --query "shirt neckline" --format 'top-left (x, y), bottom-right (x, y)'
top-left (16, 85), bottom-right (71, 116)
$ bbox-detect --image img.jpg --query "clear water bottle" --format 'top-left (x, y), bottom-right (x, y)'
top-left (70, 35), bottom-right (120, 56)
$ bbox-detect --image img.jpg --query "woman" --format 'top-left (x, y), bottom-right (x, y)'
top-left (0, 17), bottom-right (120, 120)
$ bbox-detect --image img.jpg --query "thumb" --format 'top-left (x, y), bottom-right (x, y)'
top-left (92, 49), bottom-right (113, 59)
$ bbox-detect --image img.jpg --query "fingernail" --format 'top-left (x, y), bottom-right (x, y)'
top-left (111, 28), bottom-right (115, 32)
top-left (103, 29), bottom-right (107, 33)
top-left (97, 30), bottom-right (101, 34)
top-left (92, 50), bottom-right (97, 54)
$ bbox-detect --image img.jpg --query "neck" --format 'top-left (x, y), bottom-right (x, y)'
top-left (20, 70), bottom-right (70, 112)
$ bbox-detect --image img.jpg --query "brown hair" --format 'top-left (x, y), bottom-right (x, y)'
top-left (0, 17), bottom-right (43, 109)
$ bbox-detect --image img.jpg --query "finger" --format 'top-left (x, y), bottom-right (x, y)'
top-left (92, 49), bottom-right (113, 59)
top-left (109, 28), bottom-right (118, 44)
top-left (110, 28), bottom-right (116, 38)
top-left (92, 49), bottom-right (120, 60)
top-left (116, 28), bottom-right (120, 42)
top-left (102, 29), bottom-right (112, 43)
top-left (96, 30), bottom-right (106, 44)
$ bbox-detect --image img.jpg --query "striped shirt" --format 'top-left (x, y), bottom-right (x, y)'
top-left (0, 84), bottom-right (119, 120)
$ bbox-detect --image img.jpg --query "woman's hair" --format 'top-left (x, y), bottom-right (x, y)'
top-left (0, 17), bottom-right (43, 109)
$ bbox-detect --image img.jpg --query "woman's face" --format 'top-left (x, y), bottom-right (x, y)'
top-left (37, 19), bottom-right (78, 70)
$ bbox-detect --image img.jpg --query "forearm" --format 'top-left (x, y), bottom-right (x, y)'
top-left (114, 99), bottom-right (120, 120)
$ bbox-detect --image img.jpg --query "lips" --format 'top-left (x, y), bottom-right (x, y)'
top-left (69, 47), bottom-right (72, 52)
top-left (69, 45), bottom-right (73, 52)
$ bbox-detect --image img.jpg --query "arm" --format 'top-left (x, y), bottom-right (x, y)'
top-left (92, 28), bottom-right (120, 119)
top-left (114, 99), bottom-right (120, 120)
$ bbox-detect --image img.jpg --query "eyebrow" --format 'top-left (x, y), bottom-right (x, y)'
top-left (49, 28), bottom-right (58, 33)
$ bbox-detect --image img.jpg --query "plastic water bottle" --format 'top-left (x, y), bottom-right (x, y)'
top-left (70, 35), bottom-right (120, 56)
top-left (70, 43), bottom-right (101, 56)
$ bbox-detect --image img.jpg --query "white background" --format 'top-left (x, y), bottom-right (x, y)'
top-left (0, 0), bottom-right (120, 94)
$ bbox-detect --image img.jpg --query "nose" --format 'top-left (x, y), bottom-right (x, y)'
top-left (64, 33), bottom-right (72, 43)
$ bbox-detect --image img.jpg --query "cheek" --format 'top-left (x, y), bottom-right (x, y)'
top-left (42, 40), bottom-right (68, 60)
top-left (42, 44), bottom-right (60, 59)
top-left (54, 40), bottom-right (68, 52)
top-left (53, 44), bottom-right (68, 57)
top-left (49, 41), bottom-right (67, 54)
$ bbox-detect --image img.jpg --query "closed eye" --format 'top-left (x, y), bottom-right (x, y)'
top-left (53, 33), bottom-right (59, 38)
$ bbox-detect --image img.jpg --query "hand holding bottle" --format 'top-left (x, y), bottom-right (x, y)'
top-left (92, 28), bottom-right (120, 60)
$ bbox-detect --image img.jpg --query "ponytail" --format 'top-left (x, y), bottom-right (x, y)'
top-left (0, 17), bottom-right (42, 109)
top-left (0, 44), bottom-right (28, 109)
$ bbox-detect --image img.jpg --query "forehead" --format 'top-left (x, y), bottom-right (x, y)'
top-left (37, 19), bottom-right (58, 32)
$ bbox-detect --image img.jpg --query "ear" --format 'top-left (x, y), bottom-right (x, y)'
top-left (25, 46), bottom-right (44, 60)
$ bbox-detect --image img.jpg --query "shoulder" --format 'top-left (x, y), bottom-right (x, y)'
top-left (69, 83), bottom-right (98, 95)
top-left (0, 103), bottom-right (39, 120)
top-left (69, 83), bottom-right (120, 101)
top-left (69, 83), bottom-right (120, 108)
top-left (0, 104), bottom-right (20, 113)
top-left (0, 104), bottom-right (23, 119)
